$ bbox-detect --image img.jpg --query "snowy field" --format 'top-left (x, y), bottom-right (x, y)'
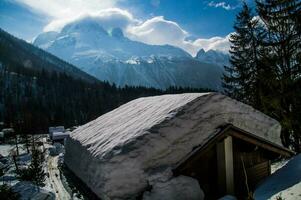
top-left (0, 143), bottom-right (27, 157)
top-left (255, 154), bottom-right (301, 200)
top-left (0, 144), bottom-right (14, 156)
top-left (0, 139), bottom-right (56, 199)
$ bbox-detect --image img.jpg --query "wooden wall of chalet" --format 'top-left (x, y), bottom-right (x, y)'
top-left (232, 137), bottom-right (272, 198)
top-left (174, 133), bottom-right (276, 199)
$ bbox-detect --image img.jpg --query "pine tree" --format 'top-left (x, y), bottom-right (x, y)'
top-left (223, 2), bottom-right (263, 107)
top-left (223, 0), bottom-right (301, 151)
top-left (256, 0), bottom-right (301, 150)
top-left (17, 145), bottom-right (46, 187)
top-left (30, 148), bottom-right (46, 187)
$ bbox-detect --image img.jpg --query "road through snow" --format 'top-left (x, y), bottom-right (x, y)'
top-left (48, 155), bottom-right (71, 200)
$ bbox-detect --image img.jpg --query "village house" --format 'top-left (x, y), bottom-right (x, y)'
top-left (65, 93), bottom-right (293, 200)
top-left (1, 128), bottom-right (15, 141)
top-left (48, 126), bottom-right (65, 139)
top-left (48, 126), bottom-right (70, 143)
top-left (51, 131), bottom-right (70, 143)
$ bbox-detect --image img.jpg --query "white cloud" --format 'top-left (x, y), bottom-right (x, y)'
top-left (208, 1), bottom-right (236, 10)
top-left (17, 0), bottom-right (230, 55)
top-left (126, 16), bottom-right (230, 55)
top-left (127, 16), bottom-right (188, 46)
top-left (16, 0), bottom-right (124, 32)
top-left (193, 35), bottom-right (231, 53)
top-left (44, 8), bottom-right (137, 32)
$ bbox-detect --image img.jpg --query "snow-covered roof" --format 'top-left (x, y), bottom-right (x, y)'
top-left (52, 131), bottom-right (69, 136)
top-left (52, 131), bottom-right (69, 140)
top-left (66, 93), bottom-right (283, 199)
top-left (70, 93), bottom-right (282, 159)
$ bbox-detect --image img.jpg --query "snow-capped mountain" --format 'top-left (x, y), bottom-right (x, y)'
top-left (195, 49), bottom-right (229, 68)
top-left (34, 17), bottom-right (224, 90)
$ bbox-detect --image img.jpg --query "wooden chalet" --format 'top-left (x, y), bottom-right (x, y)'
top-left (174, 124), bottom-right (293, 199)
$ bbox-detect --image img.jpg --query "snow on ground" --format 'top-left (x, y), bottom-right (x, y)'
top-left (0, 138), bottom-right (69, 199)
top-left (12, 181), bottom-right (55, 200)
top-left (255, 154), bottom-right (301, 200)
top-left (0, 144), bottom-right (31, 185)
top-left (0, 144), bottom-right (14, 156)
top-left (271, 159), bottom-right (289, 173)
top-left (0, 143), bottom-right (28, 157)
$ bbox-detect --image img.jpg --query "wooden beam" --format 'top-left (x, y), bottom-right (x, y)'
top-left (228, 129), bottom-right (292, 157)
top-left (217, 136), bottom-right (234, 195)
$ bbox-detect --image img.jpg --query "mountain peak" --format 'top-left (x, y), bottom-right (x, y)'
top-left (33, 31), bottom-right (58, 47)
top-left (195, 48), bottom-right (229, 68)
top-left (196, 48), bottom-right (206, 58)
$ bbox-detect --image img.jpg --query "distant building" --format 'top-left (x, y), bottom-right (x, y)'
top-left (65, 93), bottom-right (293, 200)
top-left (52, 131), bottom-right (70, 143)
top-left (1, 128), bottom-right (14, 138)
top-left (48, 126), bottom-right (65, 139)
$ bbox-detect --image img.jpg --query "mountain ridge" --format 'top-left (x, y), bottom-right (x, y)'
top-left (33, 17), bottom-right (226, 90)
top-left (195, 48), bottom-right (230, 68)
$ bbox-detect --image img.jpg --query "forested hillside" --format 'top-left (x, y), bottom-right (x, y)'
top-left (0, 28), bottom-right (97, 83)
top-left (0, 29), bottom-right (209, 134)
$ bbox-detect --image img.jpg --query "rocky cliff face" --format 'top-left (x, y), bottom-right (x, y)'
top-left (195, 48), bottom-right (229, 68)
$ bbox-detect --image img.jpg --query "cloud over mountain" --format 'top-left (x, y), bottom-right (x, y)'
top-left (18, 0), bottom-right (230, 55)
top-left (126, 16), bottom-right (189, 49)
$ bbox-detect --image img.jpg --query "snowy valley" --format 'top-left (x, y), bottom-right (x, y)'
top-left (1, 0), bottom-right (300, 199)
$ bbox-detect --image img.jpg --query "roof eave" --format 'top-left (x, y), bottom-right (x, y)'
top-left (173, 124), bottom-right (294, 174)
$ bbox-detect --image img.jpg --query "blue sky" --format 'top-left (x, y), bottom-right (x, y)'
top-left (0, 0), bottom-right (255, 55)
top-left (0, 0), bottom-right (48, 40)
top-left (119, 0), bottom-right (244, 39)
